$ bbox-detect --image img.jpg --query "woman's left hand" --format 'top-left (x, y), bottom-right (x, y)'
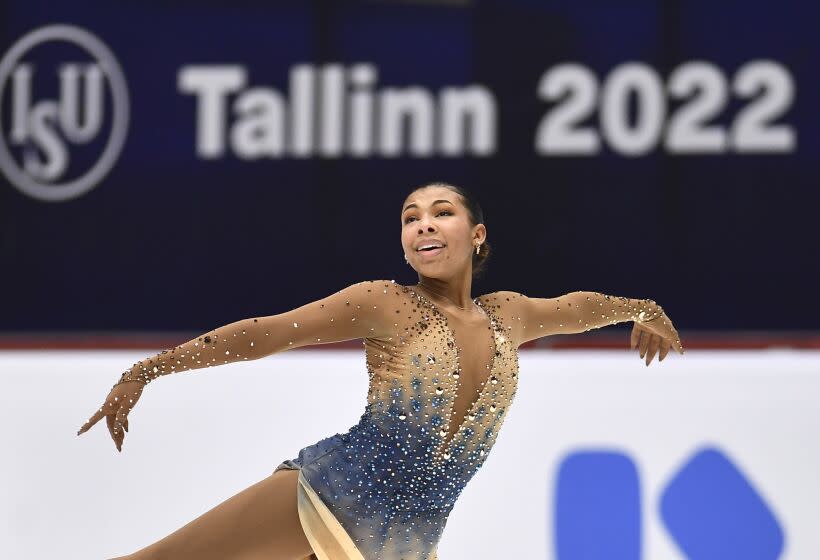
top-left (630, 309), bottom-right (684, 366)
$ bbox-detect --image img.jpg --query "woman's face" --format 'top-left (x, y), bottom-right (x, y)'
top-left (400, 186), bottom-right (485, 278)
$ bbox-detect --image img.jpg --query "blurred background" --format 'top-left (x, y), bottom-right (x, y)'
top-left (1, 1), bottom-right (817, 559)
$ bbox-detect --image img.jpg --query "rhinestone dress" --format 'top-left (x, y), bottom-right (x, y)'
top-left (272, 281), bottom-right (518, 560)
top-left (113, 279), bottom-right (670, 560)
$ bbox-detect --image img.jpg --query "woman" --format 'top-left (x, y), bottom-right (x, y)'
top-left (78, 181), bottom-right (683, 560)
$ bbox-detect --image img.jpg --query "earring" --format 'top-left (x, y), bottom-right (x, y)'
top-left (474, 242), bottom-right (481, 255)
top-left (404, 254), bottom-right (409, 263)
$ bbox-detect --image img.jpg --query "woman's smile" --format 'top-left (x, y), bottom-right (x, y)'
top-left (417, 246), bottom-right (445, 258)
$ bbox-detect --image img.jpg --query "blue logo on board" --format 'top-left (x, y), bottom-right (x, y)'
top-left (554, 447), bottom-right (785, 560)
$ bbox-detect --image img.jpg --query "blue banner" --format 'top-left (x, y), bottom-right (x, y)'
top-left (1, 1), bottom-right (816, 331)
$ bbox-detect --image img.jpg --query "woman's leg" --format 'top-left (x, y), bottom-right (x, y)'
top-left (119, 468), bottom-right (314, 560)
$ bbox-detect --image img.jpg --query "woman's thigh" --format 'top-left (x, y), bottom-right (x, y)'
top-left (129, 468), bottom-right (314, 560)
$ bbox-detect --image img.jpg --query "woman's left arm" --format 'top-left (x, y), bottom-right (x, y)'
top-left (496, 290), bottom-right (684, 364)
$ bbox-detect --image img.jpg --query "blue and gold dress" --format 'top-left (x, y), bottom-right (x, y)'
top-left (117, 279), bottom-right (666, 559)
top-left (115, 279), bottom-right (522, 560)
top-left (273, 283), bottom-right (520, 560)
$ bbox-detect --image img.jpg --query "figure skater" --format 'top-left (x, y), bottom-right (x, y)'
top-left (78, 181), bottom-right (683, 560)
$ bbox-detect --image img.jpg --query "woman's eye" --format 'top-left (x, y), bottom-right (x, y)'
top-left (404, 210), bottom-right (451, 224)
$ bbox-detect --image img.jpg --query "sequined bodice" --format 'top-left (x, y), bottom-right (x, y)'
top-left (292, 282), bottom-right (520, 559)
top-left (363, 285), bottom-right (519, 467)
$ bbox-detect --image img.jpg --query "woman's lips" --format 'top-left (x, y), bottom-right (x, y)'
top-left (418, 247), bottom-right (444, 258)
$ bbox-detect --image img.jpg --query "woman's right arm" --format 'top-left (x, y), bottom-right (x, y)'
top-left (116, 279), bottom-right (398, 386)
top-left (79, 279), bottom-right (399, 449)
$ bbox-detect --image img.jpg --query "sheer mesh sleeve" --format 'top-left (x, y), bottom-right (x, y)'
top-left (495, 290), bottom-right (665, 346)
top-left (114, 279), bottom-right (399, 388)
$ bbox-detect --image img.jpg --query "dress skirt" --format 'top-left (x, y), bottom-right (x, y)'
top-left (274, 441), bottom-right (440, 560)
top-left (275, 460), bottom-right (366, 560)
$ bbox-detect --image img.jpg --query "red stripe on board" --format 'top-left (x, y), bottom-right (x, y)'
top-left (0, 331), bottom-right (818, 350)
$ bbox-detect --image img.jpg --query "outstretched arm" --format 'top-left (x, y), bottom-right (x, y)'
top-left (496, 290), bottom-right (683, 357)
top-left (79, 279), bottom-right (399, 449)
top-left (115, 279), bottom-right (396, 387)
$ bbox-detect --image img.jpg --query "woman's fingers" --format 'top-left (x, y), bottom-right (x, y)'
top-left (658, 316), bottom-right (684, 355)
top-left (674, 330), bottom-right (685, 354)
top-left (645, 334), bottom-right (660, 366)
top-left (659, 338), bottom-right (671, 361)
top-left (106, 413), bottom-right (116, 445)
top-left (114, 406), bottom-right (130, 452)
top-left (114, 421), bottom-right (123, 451)
top-left (639, 328), bottom-right (651, 358)
top-left (631, 317), bottom-right (684, 363)
top-left (630, 324), bottom-right (641, 350)
top-left (77, 405), bottom-right (106, 436)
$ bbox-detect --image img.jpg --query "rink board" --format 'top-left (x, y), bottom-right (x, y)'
top-left (1, 349), bottom-right (817, 559)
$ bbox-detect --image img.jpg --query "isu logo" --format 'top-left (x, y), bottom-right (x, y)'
top-left (0, 25), bottom-right (129, 202)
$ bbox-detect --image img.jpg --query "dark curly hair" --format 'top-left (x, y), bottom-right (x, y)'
top-left (403, 181), bottom-right (492, 280)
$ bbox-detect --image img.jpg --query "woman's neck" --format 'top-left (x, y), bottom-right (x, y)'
top-left (415, 277), bottom-right (474, 310)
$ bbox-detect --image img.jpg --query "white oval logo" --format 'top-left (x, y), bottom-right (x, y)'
top-left (0, 24), bottom-right (129, 202)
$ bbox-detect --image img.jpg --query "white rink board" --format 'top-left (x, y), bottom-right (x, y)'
top-left (1, 349), bottom-right (818, 559)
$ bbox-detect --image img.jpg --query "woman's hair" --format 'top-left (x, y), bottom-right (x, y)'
top-left (404, 181), bottom-right (492, 279)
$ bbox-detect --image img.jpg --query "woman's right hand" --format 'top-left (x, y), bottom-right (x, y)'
top-left (77, 380), bottom-right (146, 452)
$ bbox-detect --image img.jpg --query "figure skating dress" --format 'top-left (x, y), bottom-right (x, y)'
top-left (115, 279), bottom-right (667, 559)
top-left (113, 280), bottom-right (668, 560)
top-left (272, 282), bottom-right (520, 560)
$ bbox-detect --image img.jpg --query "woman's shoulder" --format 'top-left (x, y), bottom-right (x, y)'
top-left (344, 279), bottom-right (404, 290)
top-left (342, 279), bottom-right (414, 303)
top-left (475, 290), bottom-right (528, 308)
top-left (350, 279), bottom-right (425, 297)
top-left (476, 290), bottom-right (529, 347)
